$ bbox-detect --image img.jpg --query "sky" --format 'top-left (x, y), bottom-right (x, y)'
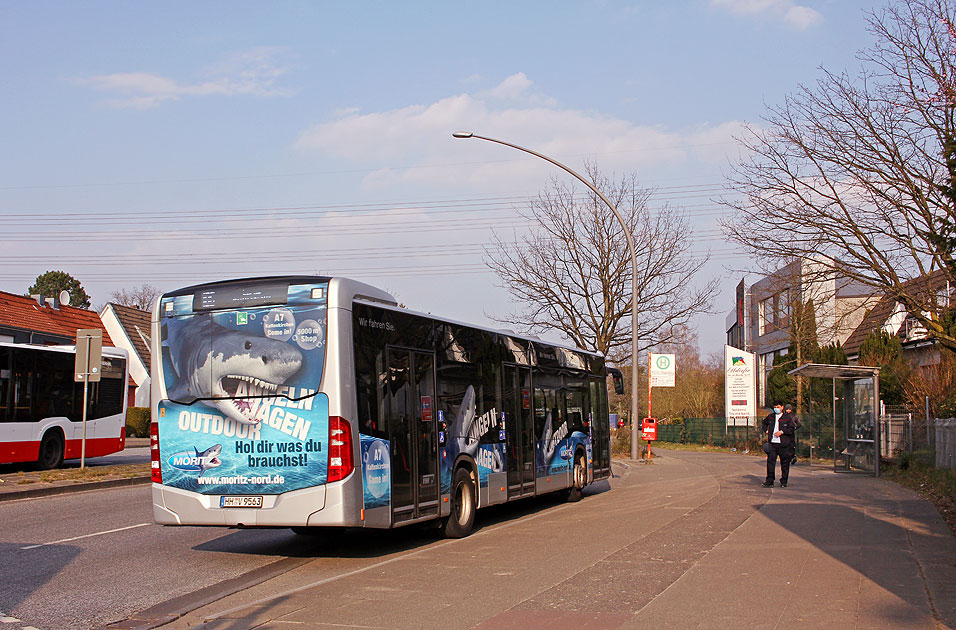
top-left (0, 0), bottom-right (885, 357)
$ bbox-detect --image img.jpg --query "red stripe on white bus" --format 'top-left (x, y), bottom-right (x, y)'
top-left (0, 436), bottom-right (125, 464)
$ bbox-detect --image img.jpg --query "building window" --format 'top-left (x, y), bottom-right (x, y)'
top-left (758, 298), bottom-right (771, 335)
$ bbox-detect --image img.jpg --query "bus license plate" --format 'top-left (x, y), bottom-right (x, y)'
top-left (220, 496), bottom-right (263, 508)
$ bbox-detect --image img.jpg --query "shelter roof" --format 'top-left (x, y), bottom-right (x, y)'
top-left (788, 363), bottom-right (880, 380)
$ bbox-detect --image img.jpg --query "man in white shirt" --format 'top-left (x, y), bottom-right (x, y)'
top-left (761, 402), bottom-right (797, 487)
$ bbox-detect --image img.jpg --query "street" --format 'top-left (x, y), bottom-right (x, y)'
top-left (2, 449), bottom-right (954, 630)
top-left (0, 485), bottom-right (301, 630)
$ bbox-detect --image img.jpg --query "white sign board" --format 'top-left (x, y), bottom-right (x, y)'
top-left (649, 353), bottom-right (675, 387)
top-left (724, 345), bottom-right (756, 427)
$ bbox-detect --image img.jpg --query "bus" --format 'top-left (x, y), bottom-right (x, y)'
top-left (150, 276), bottom-right (614, 537)
top-left (0, 341), bottom-right (129, 469)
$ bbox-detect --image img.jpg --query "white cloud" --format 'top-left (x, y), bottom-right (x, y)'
top-left (784, 6), bottom-right (822, 29)
top-left (710, 0), bottom-right (822, 30)
top-left (294, 73), bottom-right (744, 192)
top-left (77, 47), bottom-right (294, 109)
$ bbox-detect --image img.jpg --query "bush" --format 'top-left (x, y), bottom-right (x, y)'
top-left (611, 427), bottom-right (631, 457)
top-left (126, 407), bottom-right (151, 438)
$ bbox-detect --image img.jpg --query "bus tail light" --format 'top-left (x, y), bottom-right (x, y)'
top-left (150, 421), bottom-right (162, 483)
top-left (327, 416), bottom-right (353, 482)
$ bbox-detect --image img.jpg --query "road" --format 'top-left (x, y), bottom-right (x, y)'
top-left (63, 446), bottom-right (150, 467)
top-left (2, 450), bottom-right (953, 630)
top-left (0, 485), bottom-right (303, 630)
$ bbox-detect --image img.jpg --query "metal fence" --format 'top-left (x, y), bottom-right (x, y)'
top-left (879, 413), bottom-right (933, 463)
top-left (936, 419), bottom-right (956, 470)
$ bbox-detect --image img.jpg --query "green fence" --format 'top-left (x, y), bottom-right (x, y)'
top-left (656, 418), bottom-right (761, 447)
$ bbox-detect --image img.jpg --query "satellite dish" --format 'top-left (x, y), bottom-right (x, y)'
top-left (59, 290), bottom-right (71, 306)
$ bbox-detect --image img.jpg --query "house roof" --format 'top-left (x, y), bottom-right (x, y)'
top-left (0, 290), bottom-right (115, 345)
top-left (843, 271), bottom-right (952, 357)
top-left (105, 303), bottom-right (151, 365)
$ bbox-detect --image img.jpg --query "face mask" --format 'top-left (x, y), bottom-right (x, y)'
top-left (775, 408), bottom-right (783, 416)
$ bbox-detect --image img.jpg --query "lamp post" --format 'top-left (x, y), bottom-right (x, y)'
top-left (452, 131), bottom-right (642, 459)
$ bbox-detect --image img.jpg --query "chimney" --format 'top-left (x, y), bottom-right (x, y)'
top-left (45, 297), bottom-right (60, 310)
top-left (31, 294), bottom-right (44, 307)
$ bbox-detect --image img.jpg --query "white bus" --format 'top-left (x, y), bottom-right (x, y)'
top-left (0, 341), bottom-right (129, 469)
top-left (150, 277), bottom-right (613, 537)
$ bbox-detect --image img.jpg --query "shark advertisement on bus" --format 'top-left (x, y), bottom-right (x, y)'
top-left (157, 282), bottom-right (330, 495)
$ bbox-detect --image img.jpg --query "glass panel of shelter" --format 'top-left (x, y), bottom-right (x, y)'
top-left (841, 378), bottom-right (876, 473)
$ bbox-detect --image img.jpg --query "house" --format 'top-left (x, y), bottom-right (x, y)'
top-left (99, 303), bottom-right (152, 407)
top-left (0, 289), bottom-right (138, 403)
top-left (0, 290), bottom-right (116, 346)
top-left (843, 271), bottom-right (953, 367)
top-left (726, 259), bottom-right (879, 405)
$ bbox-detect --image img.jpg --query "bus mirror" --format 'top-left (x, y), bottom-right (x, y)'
top-left (607, 368), bottom-right (624, 395)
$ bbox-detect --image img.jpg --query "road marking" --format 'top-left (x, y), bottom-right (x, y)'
top-left (20, 523), bottom-right (151, 550)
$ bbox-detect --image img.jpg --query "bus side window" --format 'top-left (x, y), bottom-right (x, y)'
top-left (12, 348), bottom-right (35, 422)
top-left (0, 346), bottom-right (10, 423)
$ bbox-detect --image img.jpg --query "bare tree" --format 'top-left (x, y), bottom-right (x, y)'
top-left (110, 283), bottom-right (161, 311)
top-left (721, 0), bottom-right (956, 351)
top-left (486, 163), bottom-right (718, 358)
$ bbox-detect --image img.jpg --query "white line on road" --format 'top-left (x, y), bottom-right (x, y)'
top-left (20, 523), bottom-right (151, 550)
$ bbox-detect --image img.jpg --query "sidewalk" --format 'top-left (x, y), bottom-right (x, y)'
top-left (142, 448), bottom-right (955, 630)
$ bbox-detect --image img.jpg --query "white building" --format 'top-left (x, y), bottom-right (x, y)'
top-left (99, 303), bottom-right (151, 407)
top-left (726, 259), bottom-right (877, 406)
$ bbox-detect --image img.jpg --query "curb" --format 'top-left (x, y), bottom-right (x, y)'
top-left (0, 475), bottom-right (152, 502)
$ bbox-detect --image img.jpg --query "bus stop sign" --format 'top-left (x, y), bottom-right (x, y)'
top-left (75, 329), bottom-right (102, 382)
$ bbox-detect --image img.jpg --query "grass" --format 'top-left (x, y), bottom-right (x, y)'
top-left (651, 442), bottom-right (761, 455)
top-left (881, 459), bottom-right (956, 537)
top-left (2, 463), bottom-right (150, 486)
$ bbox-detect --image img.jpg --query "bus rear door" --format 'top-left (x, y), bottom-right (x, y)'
top-left (384, 348), bottom-right (439, 524)
top-left (504, 364), bottom-right (534, 498)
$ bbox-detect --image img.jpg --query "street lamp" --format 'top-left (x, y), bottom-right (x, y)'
top-left (452, 131), bottom-right (642, 459)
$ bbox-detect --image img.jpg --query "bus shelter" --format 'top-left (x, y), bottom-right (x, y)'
top-left (787, 363), bottom-right (882, 477)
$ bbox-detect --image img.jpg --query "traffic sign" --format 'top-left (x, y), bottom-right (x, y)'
top-left (649, 353), bottom-right (675, 387)
top-left (74, 329), bottom-right (102, 382)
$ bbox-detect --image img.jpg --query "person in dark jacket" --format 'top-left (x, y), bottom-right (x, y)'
top-left (761, 402), bottom-right (797, 487)
top-left (785, 402), bottom-right (801, 465)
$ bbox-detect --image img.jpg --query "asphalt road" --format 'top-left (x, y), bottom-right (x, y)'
top-left (0, 485), bottom-right (304, 630)
top-left (63, 446), bottom-right (150, 467)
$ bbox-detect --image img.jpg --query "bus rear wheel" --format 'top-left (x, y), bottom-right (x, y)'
top-left (566, 453), bottom-right (586, 502)
top-left (37, 431), bottom-right (64, 470)
top-left (443, 467), bottom-right (476, 538)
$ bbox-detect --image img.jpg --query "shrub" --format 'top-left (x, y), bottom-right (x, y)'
top-left (126, 407), bottom-right (151, 438)
top-left (611, 427), bottom-right (631, 457)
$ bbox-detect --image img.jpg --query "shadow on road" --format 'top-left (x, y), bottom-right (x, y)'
top-left (0, 542), bottom-right (81, 614)
top-left (193, 480), bottom-right (613, 560)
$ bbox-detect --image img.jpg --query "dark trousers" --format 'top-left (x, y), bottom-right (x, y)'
top-left (766, 442), bottom-right (792, 483)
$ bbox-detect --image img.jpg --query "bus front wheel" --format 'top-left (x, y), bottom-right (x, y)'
top-left (443, 467), bottom-right (476, 538)
top-left (37, 431), bottom-right (64, 470)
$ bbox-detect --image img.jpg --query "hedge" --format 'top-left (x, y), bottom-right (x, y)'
top-left (126, 407), bottom-right (151, 438)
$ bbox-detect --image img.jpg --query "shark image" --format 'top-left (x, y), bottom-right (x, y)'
top-left (166, 317), bottom-right (304, 425)
top-left (195, 444), bottom-right (223, 475)
top-left (446, 386), bottom-right (503, 471)
top-left (166, 443), bottom-right (223, 476)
